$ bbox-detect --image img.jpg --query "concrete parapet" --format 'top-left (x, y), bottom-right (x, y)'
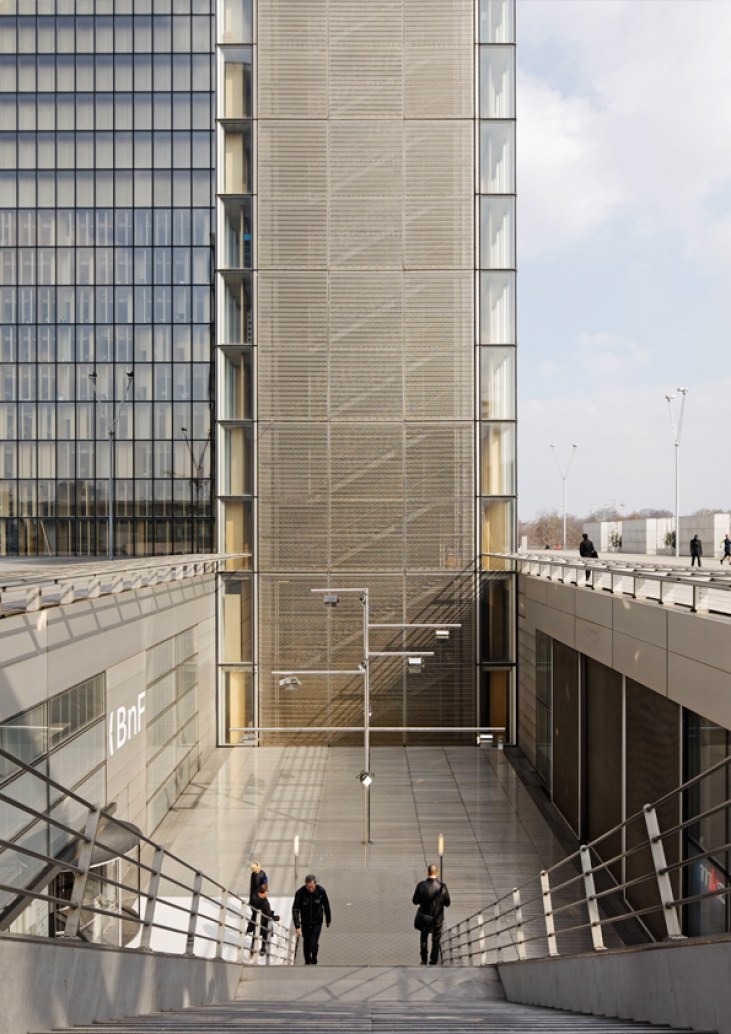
top-left (0, 934), bottom-right (241, 1034)
top-left (499, 936), bottom-right (731, 1034)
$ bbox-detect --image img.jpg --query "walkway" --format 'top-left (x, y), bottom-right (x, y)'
top-left (153, 745), bottom-right (576, 966)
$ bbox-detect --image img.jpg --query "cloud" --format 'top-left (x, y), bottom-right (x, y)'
top-left (517, 0), bottom-right (731, 275)
top-left (576, 332), bottom-right (651, 379)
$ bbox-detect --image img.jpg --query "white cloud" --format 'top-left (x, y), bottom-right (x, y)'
top-left (576, 332), bottom-right (651, 379)
top-left (517, 0), bottom-right (731, 273)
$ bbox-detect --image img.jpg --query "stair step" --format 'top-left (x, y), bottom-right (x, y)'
top-left (33, 965), bottom-right (708, 1034)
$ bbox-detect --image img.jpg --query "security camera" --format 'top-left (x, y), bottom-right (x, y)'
top-left (278, 676), bottom-right (302, 690)
top-left (323, 593), bottom-right (339, 607)
top-left (359, 771), bottom-right (374, 787)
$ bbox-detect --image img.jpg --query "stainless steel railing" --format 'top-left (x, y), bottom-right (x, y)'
top-left (486, 551), bottom-right (731, 617)
top-left (0, 553), bottom-right (249, 618)
top-left (442, 752), bottom-right (731, 965)
top-left (0, 745), bottom-right (295, 965)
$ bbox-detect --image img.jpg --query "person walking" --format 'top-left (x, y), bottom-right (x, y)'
top-left (246, 883), bottom-right (280, 959)
top-left (249, 861), bottom-right (268, 902)
top-left (690, 534), bottom-right (703, 567)
top-left (412, 864), bottom-right (451, 966)
top-left (721, 535), bottom-right (731, 565)
top-left (579, 533), bottom-right (597, 581)
top-left (292, 874), bottom-right (331, 965)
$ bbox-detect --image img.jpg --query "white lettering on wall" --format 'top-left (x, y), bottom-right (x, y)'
top-left (108, 690), bottom-right (147, 757)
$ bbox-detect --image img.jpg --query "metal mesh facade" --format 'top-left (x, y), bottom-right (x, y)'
top-left (254, 0), bottom-right (478, 743)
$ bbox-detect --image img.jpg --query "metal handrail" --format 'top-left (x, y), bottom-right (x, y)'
top-left (0, 553), bottom-right (249, 619)
top-left (483, 551), bottom-right (731, 617)
top-left (442, 754), bottom-right (731, 965)
top-left (0, 745), bottom-right (296, 965)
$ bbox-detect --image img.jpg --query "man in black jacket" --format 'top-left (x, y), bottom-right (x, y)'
top-left (292, 874), bottom-right (331, 965)
top-left (690, 534), bottom-right (703, 567)
top-left (412, 864), bottom-right (451, 965)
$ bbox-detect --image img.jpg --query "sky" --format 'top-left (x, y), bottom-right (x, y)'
top-left (517, 0), bottom-right (731, 520)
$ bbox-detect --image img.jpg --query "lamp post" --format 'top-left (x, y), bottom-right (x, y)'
top-left (438, 833), bottom-right (445, 882)
top-left (550, 444), bottom-right (578, 551)
top-left (89, 370), bottom-right (134, 560)
top-left (665, 389), bottom-right (688, 558)
top-left (293, 833), bottom-right (299, 888)
top-left (180, 426), bottom-right (211, 553)
top-left (274, 588), bottom-right (460, 846)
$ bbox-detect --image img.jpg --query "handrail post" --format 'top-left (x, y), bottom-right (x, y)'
top-left (235, 897), bottom-right (247, 963)
top-left (185, 871), bottom-right (203, 955)
top-left (63, 806), bottom-right (101, 938)
top-left (216, 890), bottom-right (229, 959)
top-left (512, 887), bottom-right (526, 960)
top-left (140, 845), bottom-right (165, 950)
top-left (643, 804), bottom-right (684, 939)
top-left (580, 845), bottom-right (606, 951)
top-left (540, 870), bottom-right (559, 957)
top-left (493, 901), bottom-right (501, 963)
top-left (477, 914), bottom-right (488, 967)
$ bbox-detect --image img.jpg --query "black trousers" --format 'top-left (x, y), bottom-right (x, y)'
top-left (420, 922), bottom-right (442, 964)
top-left (691, 555), bottom-right (702, 566)
top-left (301, 922), bottom-right (322, 964)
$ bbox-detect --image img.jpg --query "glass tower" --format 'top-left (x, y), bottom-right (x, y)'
top-left (0, 0), bottom-right (215, 558)
top-left (0, 0), bottom-right (516, 745)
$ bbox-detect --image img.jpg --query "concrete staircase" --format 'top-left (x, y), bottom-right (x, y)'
top-left (37, 966), bottom-right (710, 1033)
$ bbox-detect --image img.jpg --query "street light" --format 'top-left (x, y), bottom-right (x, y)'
top-left (274, 589), bottom-right (461, 845)
top-left (665, 389), bottom-right (688, 559)
top-left (89, 370), bottom-right (134, 560)
top-left (550, 444), bottom-right (578, 551)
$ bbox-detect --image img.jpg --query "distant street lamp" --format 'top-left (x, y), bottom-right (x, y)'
top-left (550, 444), bottom-right (578, 551)
top-left (665, 388), bottom-right (688, 558)
top-left (89, 370), bottom-right (134, 560)
top-left (180, 427), bottom-right (211, 553)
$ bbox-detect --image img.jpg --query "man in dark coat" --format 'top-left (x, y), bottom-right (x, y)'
top-left (579, 533), bottom-right (597, 580)
top-left (412, 864), bottom-right (451, 965)
top-left (246, 884), bottom-right (280, 958)
top-left (690, 534), bottom-right (703, 567)
top-left (292, 874), bottom-right (331, 965)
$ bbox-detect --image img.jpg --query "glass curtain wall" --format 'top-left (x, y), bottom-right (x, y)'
top-left (477, 0), bottom-right (517, 737)
top-left (215, 0), bottom-right (254, 743)
top-left (0, 1), bottom-right (215, 556)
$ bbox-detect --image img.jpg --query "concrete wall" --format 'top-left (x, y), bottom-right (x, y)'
top-left (679, 514), bottom-right (731, 559)
top-left (583, 513), bottom-right (731, 557)
top-left (499, 937), bottom-right (731, 1034)
top-left (583, 521), bottom-right (620, 553)
top-left (0, 934), bottom-right (241, 1034)
top-left (0, 574), bottom-right (218, 837)
top-left (518, 574), bottom-right (731, 735)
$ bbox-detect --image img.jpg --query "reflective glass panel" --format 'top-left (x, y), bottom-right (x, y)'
top-left (480, 347), bottom-right (515, 420)
top-left (479, 122), bottom-right (515, 194)
top-left (480, 272), bottom-right (515, 344)
top-left (479, 0), bottom-right (515, 43)
top-left (480, 196), bottom-right (515, 270)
